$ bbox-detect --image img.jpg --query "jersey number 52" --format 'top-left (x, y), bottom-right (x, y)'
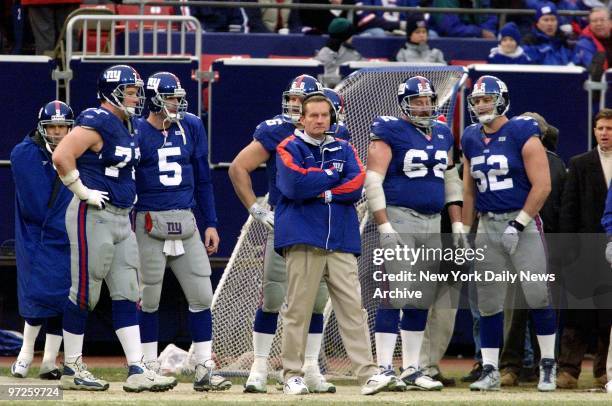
top-left (470, 154), bottom-right (514, 192)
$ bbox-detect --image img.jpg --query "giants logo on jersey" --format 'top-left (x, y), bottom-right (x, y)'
top-left (104, 70), bottom-right (122, 82)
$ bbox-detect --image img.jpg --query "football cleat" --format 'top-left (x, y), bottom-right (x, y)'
top-left (360, 367), bottom-right (394, 395)
top-left (194, 360), bottom-right (232, 392)
top-left (10, 359), bottom-right (31, 378)
top-left (60, 357), bottom-right (109, 391)
top-left (303, 365), bottom-right (336, 393)
top-left (469, 364), bottom-right (501, 391)
top-left (399, 366), bottom-right (443, 391)
top-left (123, 363), bottom-right (177, 393)
top-left (537, 358), bottom-right (556, 392)
top-left (39, 362), bottom-right (61, 380)
top-left (283, 376), bottom-right (309, 395)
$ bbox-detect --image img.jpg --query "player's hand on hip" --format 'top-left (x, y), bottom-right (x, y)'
top-left (85, 189), bottom-right (109, 209)
top-left (378, 222), bottom-right (404, 248)
top-left (606, 240), bottom-right (612, 265)
top-left (249, 202), bottom-right (274, 231)
top-left (501, 222), bottom-right (521, 255)
top-left (204, 227), bottom-right (220, 255)
top-left (452, 222), bottom-right (471, 249)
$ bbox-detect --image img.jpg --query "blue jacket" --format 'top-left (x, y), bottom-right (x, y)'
top-left (603, 183), bottom-right (612, 235)
top-left (487, 46), bottom-right (533, 64)
top-left (355, 0), bottom-right (418, 32)
top-left (10, 133), bottom-right (72, 318)
top-left (572, 26), bottom-right (608, 70)
top-left (522, 27), bottom-right (573, 65)
top-left (274, 131), bottom-right (365, 255)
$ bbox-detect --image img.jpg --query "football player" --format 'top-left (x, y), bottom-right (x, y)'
top-left (364, 76), bottom-right (462, 390)
top-left (52, 65), bottom-right (177, 392)
top-left (229, 75), bottom-right (350, 393)
top-left (134, 71), bottom-right (230, 392)
top-left (460, 75), bottom-right (557, 392)
top-left (10, 101), bottom-right (74, 380)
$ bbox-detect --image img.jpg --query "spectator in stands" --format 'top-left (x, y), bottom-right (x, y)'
top-left (314, 17), bottom-right (362, 86)
top-left (524, 0), bottom-right (583, 33)
top-left (299, 0), bottom-right (353, 35)
top-left (487, 22), bottom-right (532, 64)
top-left (522, 1), bottom-right (574, 65)
top-left (24, 0), bottom-right (80, 55)
top-left (190, 3), bottom-right (248, 32)
top-left (429, 0), bottom-right (497, 39)
top-left (255, 0), bottom-right (302, 33)
top-left (573, 7), bottom-right (612, 80)
top-left (395, 13), bottom-right (446, 63)
top-left (355, 0), bottom-right (419, 37)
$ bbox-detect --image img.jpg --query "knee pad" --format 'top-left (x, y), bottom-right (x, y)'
top-left (139, 284), bottom-right (162, 313)
top-left (186, 278), bottom-right (213, 312)
top-left (312, 280), bottom-right (329, 314)
top-left (524, 285), bottom-right (550, 310)
top-left (262, 280), bottom-right (286, 313)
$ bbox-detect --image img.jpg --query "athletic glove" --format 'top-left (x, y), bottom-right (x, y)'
top-left (249, 202), bottom-right (274, 231)
top-left (60, 169), bottom-right (109, 209)
top-left (378, 222), bottom-right (404, 248)
top-left (501, 220), bottom-right (523, 256)
top-left (452, 222), bottom-right (471, 249)
top-left (606, 240), bottom-right (612, 265)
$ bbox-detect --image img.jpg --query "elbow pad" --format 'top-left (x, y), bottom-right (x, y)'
top-left (444, 168), bottom-right (463, 204)
top-left (365, 170), bottom-right (386, 212)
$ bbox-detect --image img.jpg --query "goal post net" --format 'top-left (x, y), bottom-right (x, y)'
top-left (211, 65), bottom-right (468, 378)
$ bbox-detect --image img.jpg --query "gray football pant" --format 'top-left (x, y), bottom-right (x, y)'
top-left (474, 211), bottom-right (550, 316)
top-left (262, 231), bottom-right (328, 314)
top-left (65, 197), bottom-right (139, 310)
top-left (135, 211), bottom-right (212, 313)
top-left (383, 206), bottom-right (442, 310)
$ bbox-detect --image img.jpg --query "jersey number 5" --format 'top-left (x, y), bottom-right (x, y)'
top-left (158, 147), bottom-right (182, 186)
top-left (470, 154), bottom-right (514, 192)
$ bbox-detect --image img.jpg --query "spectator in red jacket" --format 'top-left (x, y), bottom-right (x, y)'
top-left (23, 0), bottom-right (80, 55)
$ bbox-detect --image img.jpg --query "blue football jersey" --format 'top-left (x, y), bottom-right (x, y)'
top-left (75, 107), bottom-right (140, 208)
top-left (461, 116), bottom-right (540, 213)
top-left (134, 113), bottom-right (217, 227)
top-left (370, 116), bottom-right (454, 214)
top-left (253, 115), bottom-right (352, 207)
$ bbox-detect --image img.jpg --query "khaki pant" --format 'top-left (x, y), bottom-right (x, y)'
top-left (281, 244), bottom-right (377, 384)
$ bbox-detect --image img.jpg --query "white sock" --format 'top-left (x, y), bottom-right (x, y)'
top-left (304, 333), bottom-right (322, 369)
top-left (18, 322), bottom-right (41, 361)
top-left (63, 330), bottom-right (84, 364)
top-left (41, 334), bottom-right (62, 366)
top-left (400, 329), bottom-right (424, 370)
top-left (375, 332), bottom-right (398, 368)
top-left (142, 342), bottom-right (158, 363)
top-left (537, 334), bottom-right (556, 360)
top-left (481, 348), bottom-right (499, 369)
top-left (193, 341), bottom-right (212, 365)
top-left (115, 325), bottom-right (143, 365)
top-left (252, 332), bottom-right (274, 358)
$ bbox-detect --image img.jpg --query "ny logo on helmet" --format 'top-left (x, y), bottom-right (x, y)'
top-left (104, 70), bottom-right (121, 82)
top-left (147, 77), bottom-right (161, 90)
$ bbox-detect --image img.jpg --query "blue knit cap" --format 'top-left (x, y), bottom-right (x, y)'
top-left (535, 1), bottom-right (558, 21)
top-left (499, 22), bottom-right (521, 44)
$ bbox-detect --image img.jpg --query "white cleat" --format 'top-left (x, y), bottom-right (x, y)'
top-left (194, 360), bottom-right (232, 392)
top-left (143, 360), bottom-right (161, 375)
top-left (469, 364), bottom-right (501, 391)
top-left (60, 357), bottom-right (109, 391)
top-left (399, 366), bottom-right (443, 391)
top-left (244, 372), bottom-right (267, 393)
top-left (39, 362), bottom-right (61, 380)
top-left (606, 380), bottom-right (612, 394)
top-left (360, 368), bottom-right (394, 395)
top-left (283, 376), bottom-right (309, 395)
top-left (123, 363), bottom-right (177, 393)
top-left (10, 359), bottom-right (31, 378)
top-left (537, 358), bottom-right (556, 392)
top-left (303, 365), bottom-right (336, 393)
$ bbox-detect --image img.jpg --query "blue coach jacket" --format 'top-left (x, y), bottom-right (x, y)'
top-left (10, 133), bottom-right (71, 318)
top-left (274, 130), bottom-right (364, 255)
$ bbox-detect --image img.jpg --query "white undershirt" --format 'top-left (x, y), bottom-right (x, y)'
top-left (598, 145), bottom-right (612, 188)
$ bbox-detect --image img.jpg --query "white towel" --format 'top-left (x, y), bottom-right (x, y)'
top-left (163, 240), bottom-right (185, 256)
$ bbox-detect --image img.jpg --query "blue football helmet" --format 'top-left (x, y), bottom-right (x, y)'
top-left (145, 72), bottom-right (188, 122)
top-left (282, 74), bottom-right (324, 124)
top-left (97, 65), bottom-right (145, 117)
top-left (37, 100), bottom-right (74, 151)
top-left (397, 76), bottom-right (438, 128)
top-left (323, 88), bottom-right (345, 124)
top-left (467, 75), bottom-right (510, 124)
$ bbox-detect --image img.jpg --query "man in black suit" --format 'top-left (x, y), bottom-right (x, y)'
top-left (557, 108), bottom-right (612, 389)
